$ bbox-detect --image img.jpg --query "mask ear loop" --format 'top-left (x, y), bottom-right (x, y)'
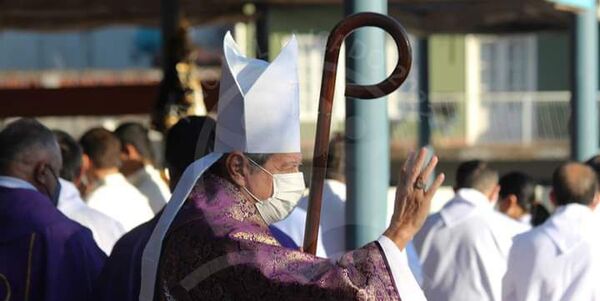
top-left (42, 165), bottom-right (59, 205)
top-left (242, 186), bottom-right (263, 204)
top-left (244, 156), bottom-right (276, 199)
top-left (245, 156), bottom-right (273, 177)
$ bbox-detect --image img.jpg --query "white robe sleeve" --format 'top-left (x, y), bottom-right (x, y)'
top-left (377, 235), bottom-right (427, 301)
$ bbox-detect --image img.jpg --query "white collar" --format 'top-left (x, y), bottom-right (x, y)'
top-left (518, 213), bottom-right (532, 225)
top-left (543, 203), bottom-right (597, 254)
top-left (0, 176), bottom-right (38, 191)
top-left (456, 188), bottom-right (493, 208)
top-left (57, 178), bottom-right (85, 212)
top-left (101, 173), bottom-right (128, 185)
top-left (440, 188), bottom-right (492, 227)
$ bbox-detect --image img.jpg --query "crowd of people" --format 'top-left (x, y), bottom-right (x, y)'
top-left (1, 32), bottom-right (600, 301)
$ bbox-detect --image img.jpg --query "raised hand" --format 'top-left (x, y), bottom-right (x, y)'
top-left (384, 147), bottom-right (445, 250)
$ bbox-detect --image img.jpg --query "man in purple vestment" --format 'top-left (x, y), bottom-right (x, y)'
top-left (0, 118), bottom-right (106, 301)
top-left (139, 33), bottom-right (446, 301)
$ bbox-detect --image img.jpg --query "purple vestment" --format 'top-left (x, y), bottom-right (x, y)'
top-left (0, 187), bottom-right (106, 301)
top-left (155, 175), bottom-right (400, 300)
top-left (93, 211), bottom-right (298, 301)
top-left (93, 215), bottom-right (159, 301)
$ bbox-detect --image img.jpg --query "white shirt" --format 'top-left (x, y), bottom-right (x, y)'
top-left (503, 204), bottom-right (600, 301)
top-left (86, 173), bottom-right (154, 231)
top-left (127, 165), bottom-right (171, 214)
top-left (272, 203), bottom-right (327, 256)
top-left (0, 176), bottom-right (37, 191)
top-left (274, 180), bottom-right (426, 300)
top-left (414, 188), bottom-right (529, 301)
top-left (58, 178), bottom-right (126, 255)
top-left (518, 213), bottom-right (533, 227)
top-left (275, 179), bottom-right (345, 258)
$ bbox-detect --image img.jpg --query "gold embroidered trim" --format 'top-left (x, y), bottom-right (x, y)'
top-left (0, 273), bottom-right (11, 301)
top-left (231, 231), bottom-right (279, 246)
top-left (25, 233), bottom-right (36, 301)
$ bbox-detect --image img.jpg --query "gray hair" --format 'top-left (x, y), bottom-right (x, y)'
top-left (205, 153), bottom-right (273, 178)
top-left (0, 118), bottom-right (58, 173)
top-left (245, 153), bottom-right (273, 167)
top-left (455, 160), bottom-right (499, 193)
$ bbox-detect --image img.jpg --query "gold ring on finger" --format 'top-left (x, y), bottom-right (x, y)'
top-left (414, 177), bottom-right (426, 190)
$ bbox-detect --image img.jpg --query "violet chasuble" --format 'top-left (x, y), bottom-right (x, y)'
top-left (154, 175), bottom-right (401, 300)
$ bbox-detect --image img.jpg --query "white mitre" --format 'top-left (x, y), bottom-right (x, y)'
top-left (139, 32), bottom-right (301, 301)
top-left (216, 32), bottom-right (300, 153)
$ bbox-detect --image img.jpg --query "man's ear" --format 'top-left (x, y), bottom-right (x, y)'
top-left (591, 191), bottom-right (600, 210)
top-left (549, 189), bottom-right (557, 206)
top-left (489, 185), bottom-right (501, 203)
top-left (123, 144), bottom-right (139, 159)
top-left (82, 154), bottom-right (92, 171)
top-left (73, 163), bottom-right (85, 186)
top-left (225, 152), bottom-right (247, 187)
top-left (499, 195), bottom-right (515, 212)
top-left (32, 162), bottom-right (49, 188)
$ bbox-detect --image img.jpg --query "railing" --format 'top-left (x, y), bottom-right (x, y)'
top-left (299, 88), bottom-right (589, 147)
top-left (374, 91), bottom-right (572, 146)
top-left (478, 91), bottom-right (570, 144)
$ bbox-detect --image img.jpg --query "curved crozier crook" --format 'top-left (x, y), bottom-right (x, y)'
top-left (303, 12), bottom-right (412, 255)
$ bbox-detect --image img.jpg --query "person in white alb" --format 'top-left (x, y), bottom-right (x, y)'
top-left (114, 122), bottom-right (171, 214)
top-left (503, 162), bottom-right (600, 301)
top-left (413, 160), bottom-right (529, 301)
top-left (80, 128), bottom-right (154, 232)
top-left (54, 130), bottom-right (126, 255)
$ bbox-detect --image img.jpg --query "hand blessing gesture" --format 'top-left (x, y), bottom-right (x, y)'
top-left (384, 147), bottom-right (445, 250)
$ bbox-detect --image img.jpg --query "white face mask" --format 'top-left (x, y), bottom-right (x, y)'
top-left (243, 156), bottom-right (306, 225)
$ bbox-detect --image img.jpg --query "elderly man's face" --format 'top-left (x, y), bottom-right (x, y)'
top-left (244, 153), bottom-right (302, 201)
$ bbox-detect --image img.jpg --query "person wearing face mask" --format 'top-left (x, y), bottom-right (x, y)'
top-left (413, 160), bottom-right (530, 301)
top-left (0, 118), bottom-right (106, 301)
top-left (138, 33), bottom-right (445, 301)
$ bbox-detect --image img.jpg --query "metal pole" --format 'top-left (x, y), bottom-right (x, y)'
top-left (161, 0), bottom-right (180, 85)
top-left (152, 0), bottom-right (182, 131)
top-left (418, 37), bottom-right (431, 148)
top-left (570, 6), bottom-right (598, 161)
top-left (344, 0), bottom-right (389, 249)
top-left (255, 4), bottom-right (270, 60)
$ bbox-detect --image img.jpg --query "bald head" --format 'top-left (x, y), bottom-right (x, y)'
top-left (552, 162), bottom-right (598, 207)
